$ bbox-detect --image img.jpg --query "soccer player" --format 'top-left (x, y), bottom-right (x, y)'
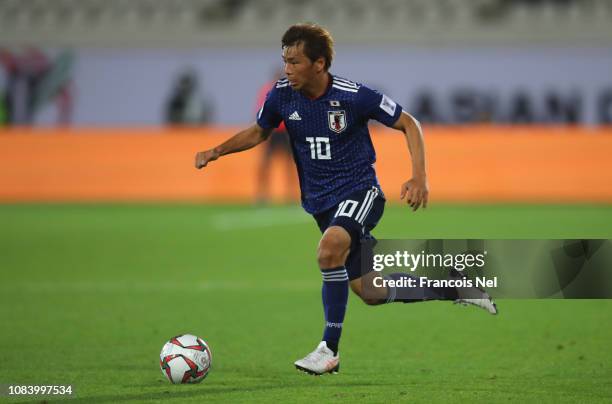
top-left (195, 23), bottom-right (497, 376)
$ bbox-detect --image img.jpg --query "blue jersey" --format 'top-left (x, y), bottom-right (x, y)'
top-left (257, 74), bottom-right (403, 214)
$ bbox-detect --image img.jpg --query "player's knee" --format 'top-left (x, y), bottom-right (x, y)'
top-left (317, 243), bottom-right (344, 268)
top-left (360, 295), bottom-right (380, 306)
top-left (317, 227), bottom-right (351, 269)
top-left (317, 247), bottom-right (335, 269)
top-left (352, 286), bottom-right (382, 306)
top-left (351, 277), bottom-right (385, 306)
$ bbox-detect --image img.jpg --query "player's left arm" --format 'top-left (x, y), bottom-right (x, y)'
top-left (392, 111), bottom-right (429, 211)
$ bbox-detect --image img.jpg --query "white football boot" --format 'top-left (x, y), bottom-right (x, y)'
top-left (454, 297), bottom-right (498, 314)
top-left (294, 341), bottom-right (340, 375)
top-left (449, 269), bottom-right (498, 315)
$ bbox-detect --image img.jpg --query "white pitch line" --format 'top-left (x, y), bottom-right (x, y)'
top-left (211, 206), bottom-right (311, 231)
top-left (0, 280), bottom-right (320, 293)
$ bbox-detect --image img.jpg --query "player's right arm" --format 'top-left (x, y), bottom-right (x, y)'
top-left (196, 83), bottom-right (283, 170)
top-left (194, 123), bottom-right (273, 169)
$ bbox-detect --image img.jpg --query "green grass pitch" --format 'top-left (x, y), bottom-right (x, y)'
top-left (1, 203), bottom-right (611, 403)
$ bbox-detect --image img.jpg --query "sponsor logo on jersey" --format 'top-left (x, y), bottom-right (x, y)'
top-left (288, 111), bottom-right (302, 120)
top-left (330, 100), bottom-right (340, 107)
top-left (328, 110), bottom-right (347, 133)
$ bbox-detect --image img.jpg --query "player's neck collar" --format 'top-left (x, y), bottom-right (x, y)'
top-left (303, 73), bottom-right (332, 101)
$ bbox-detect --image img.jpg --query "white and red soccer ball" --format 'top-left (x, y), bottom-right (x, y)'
top-left (160, 334), bottom-right (212, 384)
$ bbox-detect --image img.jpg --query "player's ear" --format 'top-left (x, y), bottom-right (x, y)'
top-left (314, 57), bottom-right (325, 73)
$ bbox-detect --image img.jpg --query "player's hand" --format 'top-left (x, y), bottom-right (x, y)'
top-left (400, 176), bottom-right (429, 211)
top-left (195, 149), bottom-right (220, 169)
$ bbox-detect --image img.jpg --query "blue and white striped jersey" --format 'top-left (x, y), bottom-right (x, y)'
top-left (257, 74), bottom-right (403, 214)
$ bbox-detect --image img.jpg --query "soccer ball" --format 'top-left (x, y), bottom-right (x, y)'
top-left (159, 334), bottom-right (212, 384)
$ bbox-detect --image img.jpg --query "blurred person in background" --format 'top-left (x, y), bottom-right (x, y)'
top-left (255, 68), bottom-right (295, 204)
top-left (0, 73), bottom-right (6, 126)
top-left (0, 99), bottom-right (6, 125)
top-left (0, 47), bottom-right (73, 126)
top-left (165, 69), bottom-right (214, 125)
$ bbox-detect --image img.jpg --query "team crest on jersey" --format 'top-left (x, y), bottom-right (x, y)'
top-left (328, 110), bottom-right (347, 133)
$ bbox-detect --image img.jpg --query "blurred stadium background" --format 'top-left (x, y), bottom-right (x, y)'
top-left (1, 0), bottom-right (612, 202)
top-left (1, 1), bottom-right (612, 402)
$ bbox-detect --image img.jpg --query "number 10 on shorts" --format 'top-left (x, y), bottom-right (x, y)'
top-left (305, 137), bottom-right (331, 160)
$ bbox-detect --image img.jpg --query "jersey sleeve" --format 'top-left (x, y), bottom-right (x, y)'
top-left (256, 86), bottom-right (283, 129)
top-left (355, 85), bottom-right (403, 127)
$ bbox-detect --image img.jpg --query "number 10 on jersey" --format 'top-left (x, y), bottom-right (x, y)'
top-left (305, 137), bottom-right (331, 160)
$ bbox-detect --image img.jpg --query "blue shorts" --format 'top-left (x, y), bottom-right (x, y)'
top-left (313, 186), bottom-right (385, 281)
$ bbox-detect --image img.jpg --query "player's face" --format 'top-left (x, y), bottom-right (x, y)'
top-left (282, 43), bottom-right (322, 91)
